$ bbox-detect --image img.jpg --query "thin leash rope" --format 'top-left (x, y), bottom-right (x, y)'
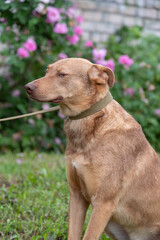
top-left (0, 92), bottom-right (113, 122)
top-left (0, 106), bottom-right (60, 122)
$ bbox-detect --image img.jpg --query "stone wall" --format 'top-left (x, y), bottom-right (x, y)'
top-left (76, 0), bottom-right (160, 43)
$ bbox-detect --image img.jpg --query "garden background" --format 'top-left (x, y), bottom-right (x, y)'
top-left (0, 0), bottom-right (160, 239)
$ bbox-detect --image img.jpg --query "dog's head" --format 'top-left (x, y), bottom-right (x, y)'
top-left (25, 58), bottom-right (115, 116)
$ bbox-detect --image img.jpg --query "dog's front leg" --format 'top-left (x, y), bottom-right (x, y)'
top-left (67, 187), bottom-right (89, 240)
top-left (82, 200), bottom-right (116, 240)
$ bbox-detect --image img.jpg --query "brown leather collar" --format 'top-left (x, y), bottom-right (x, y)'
top-left (69, 92), bottom-right (113, 120)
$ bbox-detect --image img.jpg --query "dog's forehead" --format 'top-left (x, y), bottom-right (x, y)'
top-left (47, 58), bottom-right (92, 74)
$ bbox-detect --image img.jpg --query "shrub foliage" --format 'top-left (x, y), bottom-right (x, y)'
top-left (0, 0), bottom-right (92, 152)
top-left (0, 0), bottom-right (160, 152)
top-left (106, 26), bottom-right (160, 152)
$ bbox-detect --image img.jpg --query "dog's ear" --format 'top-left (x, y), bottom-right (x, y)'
top-left (88, 64), bottom-right (115, 88)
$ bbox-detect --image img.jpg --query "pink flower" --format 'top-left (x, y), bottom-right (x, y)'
top-left (54, 137), bottom-right (61, 145)
top-left (85, 40), bottom-right (93, 48)
top-left (123, 88), bottom-right (135, 97)
top-left (58, 111), bottom-right (66, 119)
top-left (32, 11), bottom-right (41, 18)
top-left (95, 59), bottom-right (115, 71)
top-left (58, 8), bottom-right (65, 14)
top-left (16, 158), bottom-right (22, 164)
top-left (25, 29), bottom-right (29, 34)
top-left (5, 0), bottom-right (13, 3)
top-left (105, 59), bottom-right (115, 71)
top-left (58, 52), bottom-right (68, 59)
top-left (17, 47), bottom-right (29, 58)
top-left (15, 37), bottom-right (19, 41)
top-left (38, 154), bottom-right (42, 159)
top-left (28, 118), bottom-right (35, 126)
top-left (46, 6), bottom-right (60, 24)
top-left (95, 59), bottom-right (107, 66)
top-left (66, 7), bottom-right (76, 19)
top-left (18, 152), bottom-right (24, 157)
top-left (42, 103), bottom-right (50, 110)
top-left (148, 84), bottom-right (155, 91)
top-left (24, 38), bottom-right (37, 52)
top-left (77, 52), bottom-right (82, 57)
top-left (12, 132), bottom-right (21, 141)
top-left (54, 23), bottom-right (68, 34)
top-left (92, 48), bottom-right (107, 60)
top-left (155, 109), bottom-right (160, 116)
top-left (76, 15), bottom-right (83, 24)
top-left (118, 55), bottom-right (134, 69)
top-left (6, 26), bottom-right (10, 31)
top-left (40, 0), bottom-right (50, 3)
top-left (74, 26), bottom-right (83, 35)
top-left (12, 89), bottom-right (21, 97)
top-left (47, 40), bottom-right (53, 46)
top-left (67, 34), bottom-right (79, 45)
top-left (0, 17), bottom-right (6, 23)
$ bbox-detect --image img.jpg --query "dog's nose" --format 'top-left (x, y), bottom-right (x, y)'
top-left (25, 83), bottom-right (36, 93)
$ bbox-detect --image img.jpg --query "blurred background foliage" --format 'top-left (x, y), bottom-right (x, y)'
top-left (0, 0), bottom-right (160, 153)
top-left (0, 0), bottom-right (92, 153)
top-left (106, 26), bottom-right (160, 152)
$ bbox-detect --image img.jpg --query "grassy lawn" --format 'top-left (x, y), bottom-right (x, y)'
top-left (0, 152), bottom-right (110, 240)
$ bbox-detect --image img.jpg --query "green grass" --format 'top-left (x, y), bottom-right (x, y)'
top-left (0, 152), bottom-right (110, 240)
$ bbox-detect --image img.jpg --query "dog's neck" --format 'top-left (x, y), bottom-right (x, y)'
top-left (68, 92), bottom-right (113, 120)
top-left (59, 91), bottom-right (113, 118)
top-left (64, 94), bottom-right (115, 153)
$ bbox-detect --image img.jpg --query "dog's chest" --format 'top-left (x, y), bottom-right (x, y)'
top-left (71, 155), bottom-right (100, 201)
top-left (65, 118), bottom-right (102, 201)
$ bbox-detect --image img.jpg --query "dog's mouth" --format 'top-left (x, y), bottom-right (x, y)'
top-left (49, 97), bottom-right (63, 103)
top-left (29, 95), bottom-right (63, 104)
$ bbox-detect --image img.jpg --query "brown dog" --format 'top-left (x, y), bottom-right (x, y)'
top-left (25, 58), bottom-right (160, 240)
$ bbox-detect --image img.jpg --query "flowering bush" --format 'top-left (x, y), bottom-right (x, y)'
top-left (0, 0), bottom-right (92, 152)
top-left (0, 1), bottom-right (160, 154)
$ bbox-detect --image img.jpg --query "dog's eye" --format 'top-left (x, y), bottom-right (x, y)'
top-left (58, 73), bottom-right (67, 77)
